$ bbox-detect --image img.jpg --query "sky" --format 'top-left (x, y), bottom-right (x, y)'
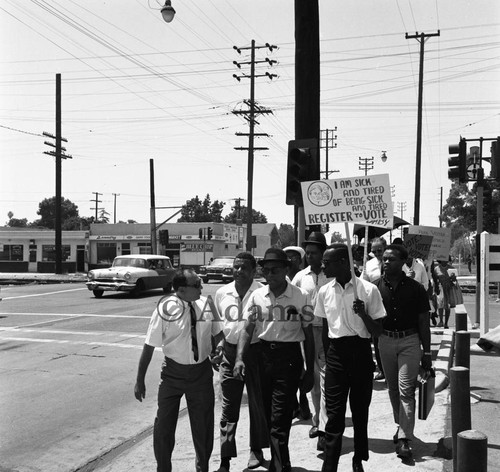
top-left (0, 0), bottom-right (499, 235)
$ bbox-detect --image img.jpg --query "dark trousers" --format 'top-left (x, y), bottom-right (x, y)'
top-left (219, 341), bottom-right (268, 458)
top-left (322, 336), bottom-right (375, 472)
top-left (260, 342), bottom-right (302, 472)
top-left (154, 357), bottom-right (214, 472)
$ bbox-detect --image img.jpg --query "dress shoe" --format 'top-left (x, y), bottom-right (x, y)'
top-left (352, 458), bottom-right (365, 472)
top-left (317, 434), bottom-right (326, 451)
top-left (374, 371), bottom-right (385, 380)
top-left (247, 449), bottom-right (264, 469)
top-left (309, 425), bottom-right (319, 438)
top-left (214, 467), bottom-right (229, 472)
top-left (396, 439), bottom-right (412, 459)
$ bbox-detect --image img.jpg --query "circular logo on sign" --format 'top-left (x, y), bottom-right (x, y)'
top-left (306, 181), bottom-right (332, 207)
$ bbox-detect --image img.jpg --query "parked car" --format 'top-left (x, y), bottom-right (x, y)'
top-left (86, 254), bottom-right (175, 298)
top-left (198, 256), bottom-right (235, 284)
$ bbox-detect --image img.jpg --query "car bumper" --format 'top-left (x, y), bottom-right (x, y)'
top-left (86, 281), bottom-right (136, 292)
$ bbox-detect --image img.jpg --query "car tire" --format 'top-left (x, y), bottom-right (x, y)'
top-left (93, 289), bottom-right (104, 298)
top-left (163, 282), bottom-right (172, 293)
top-left (130, 280), bottom-right (144, 297)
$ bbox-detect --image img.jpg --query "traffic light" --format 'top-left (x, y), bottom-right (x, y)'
top-left (448, 138), bottom-right (467, 183)
top-left (207, 227), bottom-right (213, 240)
top-left (159, 229), bottom-right (169, 246)
top-left (491, 138), bottom-right (500, 180)
top-left (198, 228), bottom-right (204, 240)
top-left (286, 138), bottom-right (319, 206)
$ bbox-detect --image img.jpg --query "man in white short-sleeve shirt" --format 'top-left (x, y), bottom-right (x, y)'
top-left (315, 244), bottom-right (385, 472)
top-left (134, 269), bottom-right (224, 472)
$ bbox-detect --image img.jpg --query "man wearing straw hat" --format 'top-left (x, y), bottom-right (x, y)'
top-left (315, 244), bottom-right (386, 472)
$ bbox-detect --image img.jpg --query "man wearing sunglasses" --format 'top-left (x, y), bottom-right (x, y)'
top-left (316, 244), bottom-right (385, 472)
top-left (213, 252), bottom-right (269, 472)
top-left (134, 268), bottom-right (224, 472)
top-left (234, 248), bottom-right (315, 472)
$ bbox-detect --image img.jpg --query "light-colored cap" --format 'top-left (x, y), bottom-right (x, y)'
top-left (283, 245), bottom-right (306, 259)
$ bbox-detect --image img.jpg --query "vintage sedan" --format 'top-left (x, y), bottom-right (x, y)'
top-left (198, 256), bottom-right (235, 284)
top-left (86, 254), bottom-right (175, 298)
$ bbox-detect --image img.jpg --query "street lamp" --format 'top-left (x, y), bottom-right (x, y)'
top-left (381, 151), bottom-right (387, 162)
top-left (161, 0), bottom-right (175, 23)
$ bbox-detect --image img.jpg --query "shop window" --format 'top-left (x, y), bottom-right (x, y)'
top-left (122, 242), bottom-right (131, 255)
top-left (137, 242), bottom-right (151, 255)
top-left (0, 244), bottom-right (24, 261)
top-left (42, 245), bottom-right (70, 261)
top-left (96, 242), bottom-right (116, 265)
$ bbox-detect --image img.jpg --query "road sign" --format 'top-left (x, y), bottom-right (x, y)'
top-left (467, 163), bottom-right (480, 181)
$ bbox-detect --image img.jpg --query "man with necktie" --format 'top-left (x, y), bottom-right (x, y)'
top-left (134, 268), bottom-right (224, 472)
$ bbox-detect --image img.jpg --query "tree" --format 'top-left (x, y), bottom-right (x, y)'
top-left (330, 232), bottom-right (346, 244)
top-left (33, 196), bottom-right (80, 229)
top-left (224, 206), bottom-right (267, 224)
top-left (178, 194), bottom-right (225, 222)
top-left (277, 223), bottom-right (295, 248)
top-left (6, 212), bottom-right (28, 227)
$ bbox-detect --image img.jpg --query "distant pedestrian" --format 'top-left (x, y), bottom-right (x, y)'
top-left (134, 269), bottom-right (224, 472)
top-left (283, 245), bottom-right (305, 281)
top-left (374, 244), bottom-right (432, 460)
top-left (213, 253), bottom-right (268, 472)
top-left (467, 255), bottom-right (472, 274)
top-left (234, 248), bottom-right (315, 472)
top-left (316, 244), bottom-right (386, 472)
top-left (431, 258), bottom-right (456, 329)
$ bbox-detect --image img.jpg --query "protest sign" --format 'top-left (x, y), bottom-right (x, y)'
top-left (301, 174), bottom-right (394, 228)
top-left (407, 225), bottom-right (451, 261)
top-left (404, 233), bottom-right (434, 260)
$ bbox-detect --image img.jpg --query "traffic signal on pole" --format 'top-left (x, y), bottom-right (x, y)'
top-left (448, 138), bottom-right (467, 183)
top-left (491, 138), bottom-right (500, 180)
top-left (198, 228), bottom-right (204, 239)
top-left (159, 229), bottom-right (169, 246)
top-left (483, 182), bottom-right (492, 211)
top-left (285, 138), bottom-right (320, 206)
top-left (207, 227), bottom-right (213, 240)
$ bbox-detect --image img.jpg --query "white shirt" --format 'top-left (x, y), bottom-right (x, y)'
top-left (315, 277), bottom-right (386, 339)
top-left (403, 258), bottom-right (429, 288)
top-left (145, 294), bottom-right (223, 364)
top-left (291, 266), bottom-right (333, 327)
top-left (214, 280), bottom-right (263, 344)
top-left (246, 283), bottom-right (312, 343)
top-left (361, 257), bottom-right (382, 282)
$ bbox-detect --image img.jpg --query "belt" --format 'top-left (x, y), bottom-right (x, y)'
top-left (260, 340), bottom-right (298, 350)
top-left (383, 328), bottom-right (417, 339)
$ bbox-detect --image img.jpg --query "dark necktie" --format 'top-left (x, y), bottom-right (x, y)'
top-left (188, 302), bottom-right (199, 361)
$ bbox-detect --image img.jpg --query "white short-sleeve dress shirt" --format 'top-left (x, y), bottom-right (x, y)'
top-left (314, 277), bottom-right (386, 339)
top-left (246, 283), bottom-right (312, 343)
top-left (145, 294), bottom-right (223, 364)
top-left (214, 280), bottom-right (263, 344)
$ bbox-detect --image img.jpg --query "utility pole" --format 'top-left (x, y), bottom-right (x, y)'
top-left (42, 74), bottom-right (72, 274)
top-left (406, 30), bottom-right (440, 225)
top-left (359, 156), bottom-right (374, 176)
top-left (295, 0), bottom-right (320, 241)
top-left (233, 40), bottom-right (277, 252)
top-left (90, 192), bottom-right (103, 221)
top-left (150, 159), bottom-right (157, 255)
top-left (320, 128), bottom-right (338, 179)
top-left (439, 187), bottom-right (443, 227)
top-left (397, 201), bottom-right (407, 238)
top-left (112, 193), bottom-right (120, 224)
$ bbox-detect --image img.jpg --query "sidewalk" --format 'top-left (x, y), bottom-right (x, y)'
top-left (90, 332), bottom-right (452, 472)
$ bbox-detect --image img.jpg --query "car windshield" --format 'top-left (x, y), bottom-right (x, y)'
top-left (210, 258), bottom-right (233, 267)
top-left (112, 258), bottom-right (146, 268)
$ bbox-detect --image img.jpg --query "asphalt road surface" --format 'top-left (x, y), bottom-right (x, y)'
top-left (0, 282), bottom-right (221, 472)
